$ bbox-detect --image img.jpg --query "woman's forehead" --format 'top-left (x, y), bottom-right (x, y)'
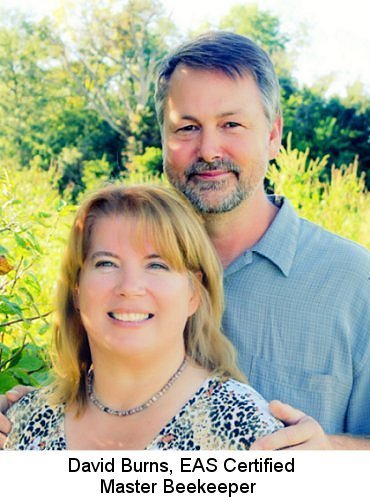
top-left (87, 213), bottom-right (179, 260)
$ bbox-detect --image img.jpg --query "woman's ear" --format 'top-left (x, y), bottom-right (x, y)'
top-left (188, 271), bottom-right (202, 317)
top-left (73, 286), bottom-right (80, 311)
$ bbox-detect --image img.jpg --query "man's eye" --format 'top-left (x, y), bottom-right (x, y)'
top-left (224, 122), bottom-right (241, 128)
top-left (176, 125), bottom-right (198, 133)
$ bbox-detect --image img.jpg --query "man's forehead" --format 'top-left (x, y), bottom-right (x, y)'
top-left (169, 63), bottom-right (247, 83)
top-left (164, 66), bottom-right (261, 119)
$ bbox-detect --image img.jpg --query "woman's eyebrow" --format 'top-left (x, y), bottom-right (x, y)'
top-left (89, 251), bottom-right (120, 260)
top-left (145, 253), bottom-right (162, 259)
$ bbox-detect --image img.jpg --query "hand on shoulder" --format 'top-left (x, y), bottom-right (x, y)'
top-left (250, 400), bottom-right (332, 450)
top-left (0, 385), bottom-right (34, 449)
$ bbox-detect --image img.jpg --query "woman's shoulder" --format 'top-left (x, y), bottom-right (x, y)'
top-left (211, 376), bottom-right (280, 417)
top-left (4, 387), bottom-right (66, 450)
top-left (5, 388), bottom-right (44, 420)
top-left (201, 376), bottom-right (284, 447)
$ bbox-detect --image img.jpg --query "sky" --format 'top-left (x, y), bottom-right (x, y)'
top-left (3, 0), bottom-right (370, 96)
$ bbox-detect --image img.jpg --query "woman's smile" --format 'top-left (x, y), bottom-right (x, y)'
top-left (76, 215), bottom-right (200, 357)
top-left (107, 311), bottom-right (154, 322)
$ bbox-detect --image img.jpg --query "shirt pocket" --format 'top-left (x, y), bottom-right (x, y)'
top-left (249, 356), bottom-right (352, 434)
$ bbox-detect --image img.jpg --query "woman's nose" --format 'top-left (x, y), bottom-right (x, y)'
top-left (114, 269), bottom-right (146, 297)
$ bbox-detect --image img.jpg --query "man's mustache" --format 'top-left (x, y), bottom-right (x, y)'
top-left (185, 160), bottom-right (240, 178)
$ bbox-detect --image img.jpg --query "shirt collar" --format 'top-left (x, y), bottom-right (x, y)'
top-left (251, 195), bottom-right (300, 277)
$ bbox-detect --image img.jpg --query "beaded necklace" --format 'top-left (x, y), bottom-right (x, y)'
top-left (87, 357), bottom-right (187, 417)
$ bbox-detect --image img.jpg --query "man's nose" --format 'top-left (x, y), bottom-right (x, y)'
top-left (198, 129), bottom-right (223, 163)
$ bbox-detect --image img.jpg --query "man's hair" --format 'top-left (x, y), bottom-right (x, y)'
top-left (155, 31), bottom-right (281, 128)
top-left (51, 184), bottom-right (245, 412)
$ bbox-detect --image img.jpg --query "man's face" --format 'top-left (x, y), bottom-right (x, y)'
top-left (162, 66), bottom-right (282, 213)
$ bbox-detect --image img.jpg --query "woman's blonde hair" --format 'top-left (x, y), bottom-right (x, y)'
top-left (51, 184), bottom-right (245, 410)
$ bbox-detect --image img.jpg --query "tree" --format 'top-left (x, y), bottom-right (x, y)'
top-left (0, 12), bottom-right (60, 165)
top-left (218, 3), bottom-right (293, 77)
top-left (53, 0), bottom-right (174, 163)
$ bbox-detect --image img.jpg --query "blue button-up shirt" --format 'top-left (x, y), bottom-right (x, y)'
top-left (222, 196), bottom-right (370, 434)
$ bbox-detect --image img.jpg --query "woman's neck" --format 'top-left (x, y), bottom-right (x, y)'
top-left (89, 349), bottom-right (186, 412)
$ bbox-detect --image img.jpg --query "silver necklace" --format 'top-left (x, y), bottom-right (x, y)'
top-left (87, 357), bottom-right (187, 417)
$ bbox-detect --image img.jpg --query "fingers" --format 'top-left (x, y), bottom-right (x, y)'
top-left (0, 431), bottom-right (9, 449)
top-left (0, 395), bottom-right (12, 449)
top-left (268, 400), bottom-right (307, 425)
top-left (0, 394), bottom-right (10, 414)
top-left (251, 416), bottom-right (315, 450)
top-left (5, 385), bottom-right (34, 403)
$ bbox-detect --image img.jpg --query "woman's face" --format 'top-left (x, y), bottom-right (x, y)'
top-left (76, 214), bottom-right (199, 361)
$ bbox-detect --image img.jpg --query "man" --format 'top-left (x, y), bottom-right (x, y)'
top-left (1, 31), bottom-right (369, 449)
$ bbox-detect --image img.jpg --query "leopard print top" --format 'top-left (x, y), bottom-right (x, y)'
top-left (4, 376), bottom-right (283, 450)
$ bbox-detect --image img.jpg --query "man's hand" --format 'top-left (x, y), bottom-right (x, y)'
top-left (0, 385), bottom-right (34, 449)
top-left (251, 400), bottom-right (370, 450)
top-left (250, 400), bottom-right (332, 450)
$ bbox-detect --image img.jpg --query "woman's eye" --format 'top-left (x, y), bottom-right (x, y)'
top-left (148, 262), bottom-right (169, 271)
top-left (95, 260), bottom-right (116, 268)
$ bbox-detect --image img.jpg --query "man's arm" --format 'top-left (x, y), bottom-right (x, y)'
top-left (250, 400), bottom-right (370, 450)
top-left (0, 386), bottom-right (34, 448)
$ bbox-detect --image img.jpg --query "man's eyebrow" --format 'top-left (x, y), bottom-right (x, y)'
top-left (179, 114), bottom-right (198, 121)
top-left (178, 111), bottom-right (243, 121)
top-left (216, 110), bottom-right (243, 118)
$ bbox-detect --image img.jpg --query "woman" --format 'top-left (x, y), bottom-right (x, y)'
top-left (4, 184), bottom-right (282, 450)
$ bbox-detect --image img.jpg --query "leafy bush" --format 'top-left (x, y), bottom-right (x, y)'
top-left (0, 144), bottom-right (368, 393)
top-left (268, 136), bottom-right (369, 248)
top-left (0, 163), bottom-right (74, 392)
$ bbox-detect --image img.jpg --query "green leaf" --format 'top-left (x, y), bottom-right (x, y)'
top-left (0, 342), bottom-right (10, 359)
top-left (19, 286), bottom-right (35, 303)
top-left (16, 354), bottom-right (44, 371)
top-left (38, 323), bottom-right (50, 335)
top-left (24, 274), bottom-right (41, 295)
top-left (0, 371), bottom-right (18, 393)
top-left (8, 347), bottom-right (24, 368)
top-left (29, 368), bottom-right (53, 386)
top-left (9, 368), bottom-right (31, 385)
top-left (14, 233), bottom-right (29, 250)
top-left (0, 296), bottom-right (23, 316)
top-left (24, 230), bottom-right (43, 254)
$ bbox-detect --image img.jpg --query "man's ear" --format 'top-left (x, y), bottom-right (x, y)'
top-left (268, 115), bottom-right (283, 161)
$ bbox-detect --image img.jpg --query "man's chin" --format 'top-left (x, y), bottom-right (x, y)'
top-left (182, 189), bottom-right (246, 214)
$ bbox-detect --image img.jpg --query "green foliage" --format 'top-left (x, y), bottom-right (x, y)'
top-left (218, 3), bottom-right (292, 77)
top-left (0, 1), bottom-right (369, 393)
top-left (126, 146), bottom-right (163, 176)
top-left (282, 86), bottom-right (370, 187)
top-left (0, 163), bottom-right (74, 389)
top-left (54, 0), bottom-right (174, 158)
top-left (0, 143), bottom-right (368, 394)
top-left (268, 136), bottom-right (369, 248)
top-left (81, 156), bottom-right (113, 195)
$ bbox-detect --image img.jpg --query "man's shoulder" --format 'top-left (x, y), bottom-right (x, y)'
top-left (298, 216), bottom-right (369, 266)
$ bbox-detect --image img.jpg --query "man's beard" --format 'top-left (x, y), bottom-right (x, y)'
top-left (168, 159), bottom-right (258, 214)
